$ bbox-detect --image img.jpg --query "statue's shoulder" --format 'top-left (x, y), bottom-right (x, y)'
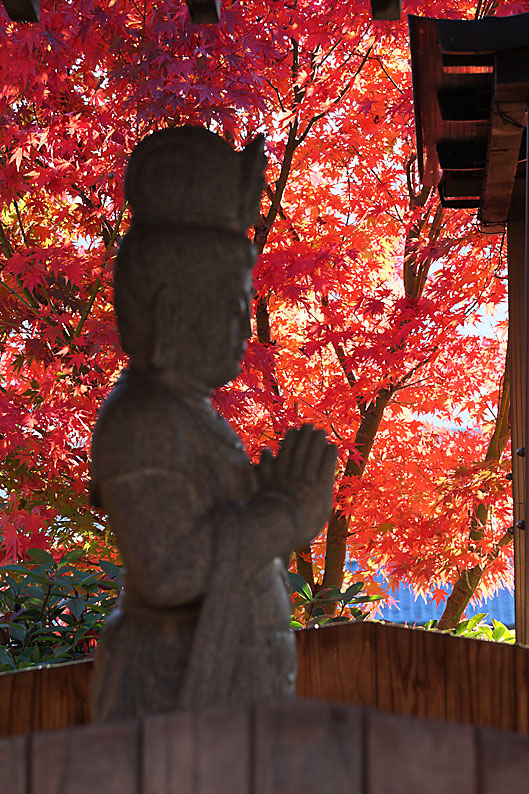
top-left (91, 370), bottom-right (192, 486)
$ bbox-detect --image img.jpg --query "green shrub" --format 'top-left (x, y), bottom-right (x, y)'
top-left (287, 572), bottom-right (382, 628)
top-left (0, 548), bottom-right (119, 671)
top-left (423, 614), bottom-right (515, 643)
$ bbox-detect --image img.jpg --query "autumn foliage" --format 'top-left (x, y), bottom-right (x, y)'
top-left (0, 0), bottom-right (526, 622)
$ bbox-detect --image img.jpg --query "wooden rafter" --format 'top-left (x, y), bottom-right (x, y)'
top-left (186, 0), bottom-right (221, 24)
top-left (1, 0), bottom-right (39, 22)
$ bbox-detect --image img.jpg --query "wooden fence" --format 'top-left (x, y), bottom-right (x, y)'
top-left (296, 621), bottom-right (529, 731)
top-left (2, 622), bottom-right (529, 737)
top-left (3, 697), bottom-right (529, 794)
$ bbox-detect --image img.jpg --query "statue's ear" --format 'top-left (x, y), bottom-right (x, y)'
top-left (150, 286), bottom-right (180, 370)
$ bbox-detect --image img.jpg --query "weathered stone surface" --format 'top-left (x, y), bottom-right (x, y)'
top-left (90, 127), bottom-right (336, 721)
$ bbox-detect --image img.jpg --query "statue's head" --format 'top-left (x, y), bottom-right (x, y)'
top-left (114, 127), bottom-right (266, 390)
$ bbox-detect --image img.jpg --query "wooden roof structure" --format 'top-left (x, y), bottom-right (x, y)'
top-left (410, 12), bottom-right (529, 643)
top-left (1, 0), bottom-right (221, 23)
top-left (410, 13), bottom-right (529, 233)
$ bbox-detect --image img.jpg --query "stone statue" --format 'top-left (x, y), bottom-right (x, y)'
top-left (89, 127), bottom-right (337, 722)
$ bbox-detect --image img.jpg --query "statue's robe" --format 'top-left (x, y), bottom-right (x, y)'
top-left (90, 369), bottom-right (296, 721)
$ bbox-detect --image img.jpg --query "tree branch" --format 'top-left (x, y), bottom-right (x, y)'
top-left (74, 197), bottom-right (127, 338)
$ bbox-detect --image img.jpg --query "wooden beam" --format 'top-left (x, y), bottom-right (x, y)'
top-left (186, 0), bottom-right (221, 24)
top-left (436, 13), bottom-right (529, 56)
top-left (1, 0), bottom-right (39, 22)
top-left (437, 88), bottom-right (491, 122)
top-left (480, 50), bottom-right (529, 234)
top-left (438, 173), bottom-right (482, 200)
top-left (370, 0), bottom-right (400, 20)
top-left (436, 140), bottom-right (487, 171)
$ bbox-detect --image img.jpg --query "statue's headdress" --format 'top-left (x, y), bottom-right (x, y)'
top-left (125, 127), bottom-right (266, 235)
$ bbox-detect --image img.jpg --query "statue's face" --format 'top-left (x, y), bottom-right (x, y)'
top-left (193, 267), bottom-right (253, 388)
top-left (155, 266), bottom-right (253, 392)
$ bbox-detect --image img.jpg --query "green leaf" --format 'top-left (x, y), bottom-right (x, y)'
top-left (454, 620), bottom-right (470, 635)
top-left (342, 582), bottom-right (364, 601)
top-left (7, 623), bottom-right (27, 643)
top-left (0, 647), bottom-right (15, 669)
top-left (59, 550), bottom-right (85, 565)
top-left (287, 572), bottom-right (312, 601)
top-left (492, 623), bottom-right (506, 641)
top-left (27, 549), bottom-right (55, 567)
top-left (64, 598), bottom-right (86, 620)
top-left (52, 645), bottom-right (73, 657)
top-left (350, 595), bottom-right (383, 604)
top-left (99, 560), bottom-right (121, 578)
top-left (422, 620), bottom-right (438, 630)
top-left (467, 613), bottom-right (486, 630)
top-left (0, 564), bottom-right (28, 573)
top-left (313, 587), bottom-right (345, 603)
top-left (290, 620), bottom-right (304, 629)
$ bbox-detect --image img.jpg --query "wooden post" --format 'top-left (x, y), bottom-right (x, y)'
top-left (509, 174), bottom-right (529, 645)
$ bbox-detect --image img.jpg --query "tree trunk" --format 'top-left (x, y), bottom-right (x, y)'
top-left (437, 351), bottom-right (511, 630)
top-left (321, 388), bottom-right (393, 592)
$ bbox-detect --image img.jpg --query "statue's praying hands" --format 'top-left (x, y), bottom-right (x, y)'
top-left (90, 127), bottom-right (336, 722)
top-left (257, 426), bottom-right (337, 550)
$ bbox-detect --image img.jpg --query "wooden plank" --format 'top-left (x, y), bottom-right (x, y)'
top-left (254, 699), bottom-right (362, 794)
top-left (195, 706), bottom-right (250, 794)
top-left (513, 636), bottom-right (529, 732)
top-left (295, 622), bottom-right (376, 705)
top-left (508, 209), bottom-right (528, 645)
top-left (0, 659), bottom-right (93, 737)
top-left (480, 58), bottom-right (527, 233)
top-left (31, 720), bottom-right (137, 794)
top-left (143, 711), bottom-right (194, 794)
top-left (375, 624), bottom-right (447, 721)
top-left (144, 706), bottom-right (250, 794)
top-left (367, 710), bottom-right (476, 794)
top-left (479, 726), bottom-right (529, 792)
top-left (3, 624), bottom-right (529, 743)
top-left (0, 733), bottom-right (27, 794)
top-left (445, 634), bottom-right (518, 730)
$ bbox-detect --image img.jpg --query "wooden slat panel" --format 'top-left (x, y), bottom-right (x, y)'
top-left (31, 721), bottom-right (137, 794)
top-left (0, 734), bottom-right (27, 794)
top-left (297, 623), bottom-right (529, 733)
top-left (367, 710), bottom-right (476, 794)
top-left (195, 706), bottom-right (250, 794)
top-left (479, 727), bottom-right (529, 792)
top-left (375, 623), bottom-right (447, 720)
top-left (514, 636), bottom-right (529, 732)
top-left (0, 659), bottom-right (93, 737)
top-left (508, 207), bottom-right (528, 644)
top-left (445, 633), bottom-right (517, 730)
top-left (144, 706), bottom-right (249, 794)
top-left (295, 621), bottom-right (377, 705)
top-left (2, 623), bottom-right (529, 741)
top-left (143, 711), bottom-right (194, 794)
top-left (254, 699), bottom-right (362, 794)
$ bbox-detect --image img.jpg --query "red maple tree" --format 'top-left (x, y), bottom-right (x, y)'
top-left (0, 0), bottom-right (525, 627)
